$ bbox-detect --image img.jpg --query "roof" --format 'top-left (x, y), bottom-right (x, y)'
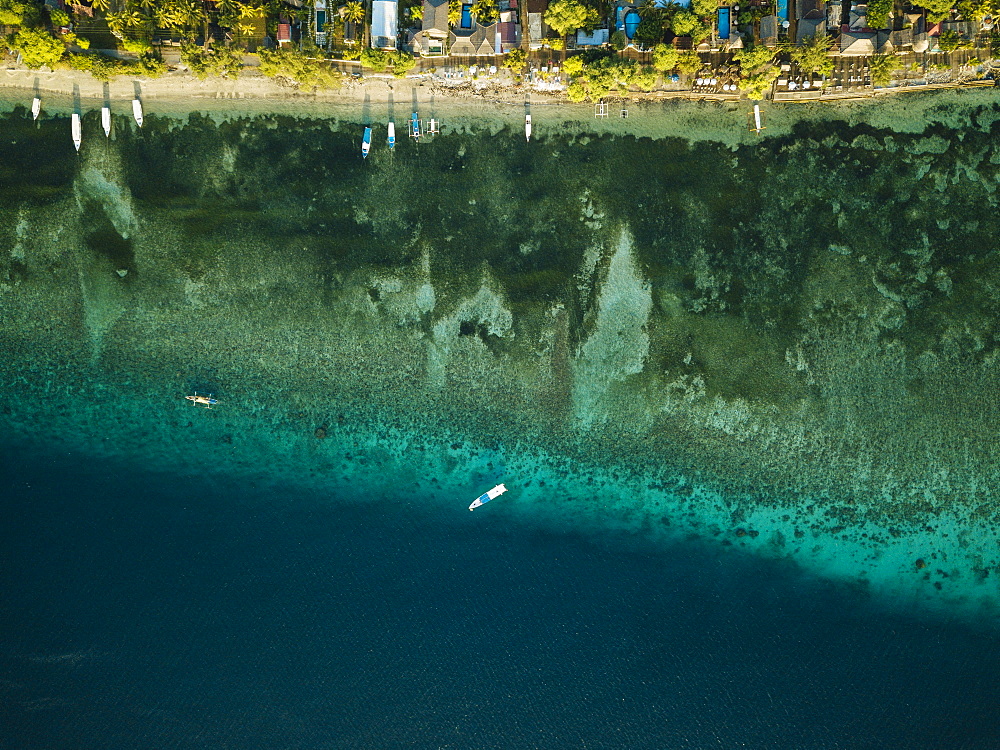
top-left (796, 17), bottom-right (825, 42)
top-left (422, 0), bottom-right (449, 36)
top-left (796, 0), bottom-right (824, 19)
top-left (371, 0), bottom-right (398, 48)
top-left (840, 30), bottom-right (875, 54)
top-left (450, 22), bottom-right (499, 55)
top-left (576, 28), bottom-right (609, 45)
top-left (526, 0), bottom-right (547, 12)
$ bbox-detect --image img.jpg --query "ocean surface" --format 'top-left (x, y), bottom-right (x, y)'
top-left (3, 97), bottom-right (1000, 747)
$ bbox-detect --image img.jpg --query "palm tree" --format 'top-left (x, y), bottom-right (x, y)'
top-left (90, 0), bottom-right (111, 13)
top-left (343, 0), bottom-right (364, 24)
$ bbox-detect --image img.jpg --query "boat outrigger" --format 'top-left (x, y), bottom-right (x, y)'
top-left (132, 98), bottom-right (143, 128)
top-left (469, 483), bottom-right (507, 511)
top-left (525, 114), bottom-right (531, 142)
top-left (387, 121), bottom-right (395, 150)
top-left (185, 392), bottom-right (219, 409)
top-left (102, 105), bottom-right (111, 138)
top-left (71, 112), bottom-right (81, 152)
top-left (361, 126), bottom-right (372, 159)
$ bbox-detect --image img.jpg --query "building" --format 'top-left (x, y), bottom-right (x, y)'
top-left (371, 0), bottom-right (399, 49)
top-left (412, 0), bottom-right (450, 55)
top-left (576, 28), bottom-right (609, 46)
top-left (796, 0), bottom-right (826, 43)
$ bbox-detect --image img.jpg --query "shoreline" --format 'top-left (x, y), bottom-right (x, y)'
top-left (4, 65), bottom-right (1000, 147)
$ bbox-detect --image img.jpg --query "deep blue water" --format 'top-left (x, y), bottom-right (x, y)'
top-left (3, 446), bottom-right (1000, 749)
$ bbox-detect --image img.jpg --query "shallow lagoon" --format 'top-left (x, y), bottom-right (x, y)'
top-left (2, 98), bottom-right (1000, 743)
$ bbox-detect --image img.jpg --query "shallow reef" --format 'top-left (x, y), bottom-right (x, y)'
top-left (1, 104), bottom-right (999, 618)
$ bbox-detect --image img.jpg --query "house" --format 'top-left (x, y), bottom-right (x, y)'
top-left (314, 0), bottom-right (328, 46)
top-left (371, 0), bottom-right (399, 49)
top-left (796, 0), bottom-right (826, 43)
top-left (527, 0), bottom-right (547, 50)
top-left (576, 28), bottom-right (609, 46)
top-left (840, 30), bottom-right (876, 54)
top-left (412, 0), bottom-right (450, 55)
top-left (450, 15), bottom-right (500, 56)
top-left (497, 9), bottom-right (519, 52)
top-left (759, 14), bottom-right (779, 45)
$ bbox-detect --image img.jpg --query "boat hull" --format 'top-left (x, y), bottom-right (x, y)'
top-left (71, 113), bottom-right (81, 152)
top-left (387, 121), bottom-right (395, 149)
top-left (525, 115), bottom-right (531, 142)
top-left (102, 106), bottom-right (111, 137)
top-left (469, 483), bottom-right (507, 511)
top-left (132, 99), bottom-right (143, 128)
top-left (31, 97), bottom-right (40, 121)
top-left (362, 126), bottom-right (372, 158)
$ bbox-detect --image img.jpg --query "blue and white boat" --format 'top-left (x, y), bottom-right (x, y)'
top-left (387, 121), bottom-right (395, 150)
top-left (362, 126), bottom-right (372, 158)
top-left (469, 483), bottom-right (507, 511)
top-left (410, 112), bottom-right (420, 140)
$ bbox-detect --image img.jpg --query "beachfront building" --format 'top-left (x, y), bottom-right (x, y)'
top-left (449, 8), bottom-right (500, 57)
top-left (371, 0), bottom-right (399, 49)
top-left (576, 28), bottom-right (609, 47)
top-left (313, 0), bottom-right (328, 46)
top-left (527, 0), bottom-right (548, 50)
top-left (411, 0), bottom-right (450, 55)
top-left (795, 0), bottom-right (826, 43)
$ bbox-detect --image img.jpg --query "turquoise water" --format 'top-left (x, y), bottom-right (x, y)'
top-left (2, 101), bottom-right (1000, 745)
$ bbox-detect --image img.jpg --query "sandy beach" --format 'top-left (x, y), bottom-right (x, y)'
top-left (3, 64), bottom-right (1000, 147)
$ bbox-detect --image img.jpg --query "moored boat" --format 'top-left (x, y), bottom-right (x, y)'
top-left (387, 121), bottom-right (395, 150)
top-left (410, 112), bottom-right (420, 140)
top-left (71, 112), bottom-right (81, 152)
top-left (102, 105), bottom-right (111, 137)
top-left (525, 113), bottom-right (531, 142)
top-left (469, 483), bottom-right (507, 511)
top-left (31, 96), bottom-right (40, 121)
top-left (132, 98), bottom-right (143, 128)
top-left (362, 126), bottom-right (372, 159)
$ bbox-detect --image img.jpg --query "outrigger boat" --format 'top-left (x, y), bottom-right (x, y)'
top-left (410, 112), bottom-right (420, 140)
top-left (469, 483), bottom-right (507, 511)
top-left (361, 126), bottom-right (372, 159)
top-left (748, 103), bottom-right (765, 135)
top-left (387, 121), bottom-right (395, 150)
top-left (525, 113), bottom-right (531, 142)
top-left (102, 104), bottom-right (111, 137)
top-left (31, 96), bottom-right (40, 121)
top-left (185, 391), bottom-right (219, 409)
top-left (132, 97), bottom-right (143, 128)
top-left (71, 112), bottom-right (81, 152)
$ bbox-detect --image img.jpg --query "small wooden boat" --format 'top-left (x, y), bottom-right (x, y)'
top-left (71, 112), bottom-right (81, 152)
top-left (102, 105), bottom-right (111, 137)
top-left (132, 98), bottom-right (143, 128)
top-left (361, 126), bottom-right (372, 159)
top-left (185, 392), bottom-right (218, 409)
top-left (525, 113), bottom-right (531, 142)
top-left (387, 121), bottom-right (395, 150)
top-left (31, 96), bottom-right (40, 121)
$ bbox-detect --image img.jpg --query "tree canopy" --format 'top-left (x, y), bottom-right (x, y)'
top-left (790, 34), bottom-right (834, 77)
top-left (544, 0), bottom-right (599, 37)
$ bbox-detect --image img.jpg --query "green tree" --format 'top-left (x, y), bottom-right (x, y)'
top-left (867, 53), bottom-right (897, 86)
top-left (562, 54), bottom-right (584, 75)
top-left (742, 67), bottom-right (778, 99)
top-left (917, 0), bottom-right (956, 22)
top-left (0, 0), bottom-right (29, 25)
top-left (957, 0), bottom-right (992, 19)
top-left (734, 41), bottom-right (776, 73)
top-left (388, 50), bottom-right (416, 77)
top-left (691, 0), bottom-right (717, 18)
top-left (89, 0), bottom-right (111, 13)
top-left (543, 0), bottom-right (597, 37)
top-left (344, 1), bottom-right (364, 24)
top-left (12, 28), bottom-right (65, 68)
top-left (668, 8), bottom-right (699, 36)
top-left (258, 47), bottom-right (342, 89)
top-left (360, 47), bottom-right (389, 71)
top-left (790, 34), bottom-right (834, 76)
top-left (471, 0), bottom-right (497, 24)
top-left (938, 29), bottom-right (969, 50)
top-left (503, 48), bottom-right (526, 71)
top-left (676, 50), bottom-right (701, 75)
top-left (652, 42), bottom-right (679, 73)
top-left (865, 0), bottom-right (893, 28)
top-left (634, 64), bottom-right (658, 91)
top-left (49, 7), bottom-right (70, 26)
top-left (448, 0), bottom-right (461, 26)
top-left (610, 29), bottom-right (627, 50)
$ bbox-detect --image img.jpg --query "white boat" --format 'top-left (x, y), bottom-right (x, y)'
top-left (31, 96), bottom-right (40, 121)
top-left (749, 104), bottom-right (765, 135)
top-left (387, 121), bottom-right (395, 150)
top-left (132, 98), bottom-right (143, 128)
top-left (469, 483), bottom-right (507, 511)
top-left (525, 113), bottom-right (531, 142)
top-left (361, 126), bottom-right (372, 159)
top-left (71, 112), bottom-right (81, 152)
top-left (102, 105), bottom-right (111, 137)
